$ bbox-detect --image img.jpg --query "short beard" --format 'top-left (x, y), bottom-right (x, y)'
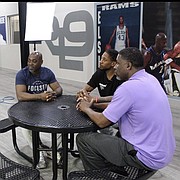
top-left (116, 76), bottom-right (121, 80)
top-left (99, 66), bottom-right (111, 71)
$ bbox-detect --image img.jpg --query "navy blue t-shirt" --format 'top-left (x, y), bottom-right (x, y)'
top-left (15, 66), bottom-right (57, 94)
top-left (145, 46), bottom-right (167, 85)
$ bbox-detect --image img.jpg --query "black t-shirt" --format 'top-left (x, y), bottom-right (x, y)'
top-left (87, 69), bottom-right (124, 97)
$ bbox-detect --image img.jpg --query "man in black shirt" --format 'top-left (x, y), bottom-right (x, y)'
top-left (77, 49), bottom-right (124, 135)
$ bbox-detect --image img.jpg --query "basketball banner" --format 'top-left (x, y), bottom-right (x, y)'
top-left (0, 16), bottom-right (6, 45)
top-left (96, 2), bottom-right (143, 65)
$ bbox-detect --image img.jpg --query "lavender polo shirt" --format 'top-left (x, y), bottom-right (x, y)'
top-left (103, 69), bottom-right (176, 170)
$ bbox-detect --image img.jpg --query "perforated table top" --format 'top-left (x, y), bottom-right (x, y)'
top-left (8, 95), bottom-right (98, 133)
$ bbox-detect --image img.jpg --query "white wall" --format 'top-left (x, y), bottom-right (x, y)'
top-left (0, 2), bottom-right (97, 83)
top-left (0, 2), bottom-right (21, 70)
top-left (0, 2), bottom-right (18, 15)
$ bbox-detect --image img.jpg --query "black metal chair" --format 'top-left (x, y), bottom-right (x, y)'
top-left (67, 165), bottom-right (157, 180)
top-left (0, 118), bottom-right (33, 163)
top-left (0, 152), bottom-right (40, 180)
top-left (0, 118), bottom-right (79, 170)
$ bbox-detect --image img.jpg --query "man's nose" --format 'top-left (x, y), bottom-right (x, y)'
top-left (28, 61), bottom-right (33, 65)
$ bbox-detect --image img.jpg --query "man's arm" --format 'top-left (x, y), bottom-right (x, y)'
top-left (95, 96), bottom-right (112, 103)
top-left (92, 96), bottom-right (112, 110)
top-left (15, 85), bottom-right (47, 101)
top-left (77, 99), bottom-right (112, 128)
top-left (49, 81), bottom-right (63, 97)
top-left (126, 27), bottom-right (130, 47)
top-left (166, 60), bottom-right (180, 71)
top-left (76, 84), bottom-right (94, 98)
top-left (143, 50), bottom-right (151, 68)
top-left (164, 50), bottom-right (180, 71)
top-left (92, 102), bottom-right (109, 110)
top-left (16, 81), bottom-right (62, 102)
top-left (108, 28), bottom-right (116, 45)
top-left (77, 90), bottom-right (112, 110)
top-left (79, 84), bottom-right (94, 94)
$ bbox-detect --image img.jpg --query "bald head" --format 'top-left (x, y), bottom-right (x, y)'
top-left (29, 51), bottom-right (42, 61)
top-left (155, 33), bottom-right (167, 42)
top-left (28, 51), bottom-right (43, 74)
top-left (154, 32), bottom-right (167, 50)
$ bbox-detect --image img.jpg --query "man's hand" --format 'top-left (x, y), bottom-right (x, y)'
top-left (41, 91), bottom-right (57, 102)
top-left (77, 89), bottom-right (96, 103)
top-left (76, 98), bottom-right (94, 112)
top-left (76, 89), bottom-right (88, 99)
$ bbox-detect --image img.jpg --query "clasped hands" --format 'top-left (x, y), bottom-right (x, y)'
top-left (76, 90), bottom-right (94, 111)
top-left (42, 91), bottom-right (57, 102)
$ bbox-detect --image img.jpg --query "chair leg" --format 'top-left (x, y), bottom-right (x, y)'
top-left (0, 118), bottom-right (33, 164)
top-left (69, 133), bottom-right (80, 158)
top-left (12, 126), bottom-right (33, 164)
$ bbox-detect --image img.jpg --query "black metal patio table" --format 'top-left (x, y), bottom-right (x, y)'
top-left (8, 95), bottom-right (99, 180)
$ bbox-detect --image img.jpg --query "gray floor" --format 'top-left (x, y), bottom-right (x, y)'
top-left (0, 67), bottom-right (180, 180)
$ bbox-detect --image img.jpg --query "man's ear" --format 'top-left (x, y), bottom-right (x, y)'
top-left (127, 61), bottom-right (132, 70)
top-left (112, 61), bottom-right (117, 67)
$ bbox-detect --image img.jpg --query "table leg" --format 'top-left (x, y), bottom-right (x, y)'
top-left (61, 133), bottom-right (68, 180)
top-left (52, 133), bottom-right (57, 180)
top-left (69, 133), bottom-right (74, 150)
top-left (32, 131), bottom-right (40, 168)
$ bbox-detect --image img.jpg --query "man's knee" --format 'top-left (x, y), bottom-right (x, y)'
top-left (76, 132), bottom-right (98, 145)
top-left (76, 132), bottom-right (90, 144)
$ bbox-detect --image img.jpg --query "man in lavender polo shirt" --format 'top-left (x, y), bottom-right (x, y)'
top-left (76, 47), bottom-right (176, 172)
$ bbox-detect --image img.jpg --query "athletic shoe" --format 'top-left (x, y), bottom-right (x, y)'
top-left (46, 134), bottom-right (62, 162)
top-left (37, 151), bottom-right (47, 169)
top-left (46, 151), bottom-right (61, 163)
top-left (173, 90), bottom-right (179, 96)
